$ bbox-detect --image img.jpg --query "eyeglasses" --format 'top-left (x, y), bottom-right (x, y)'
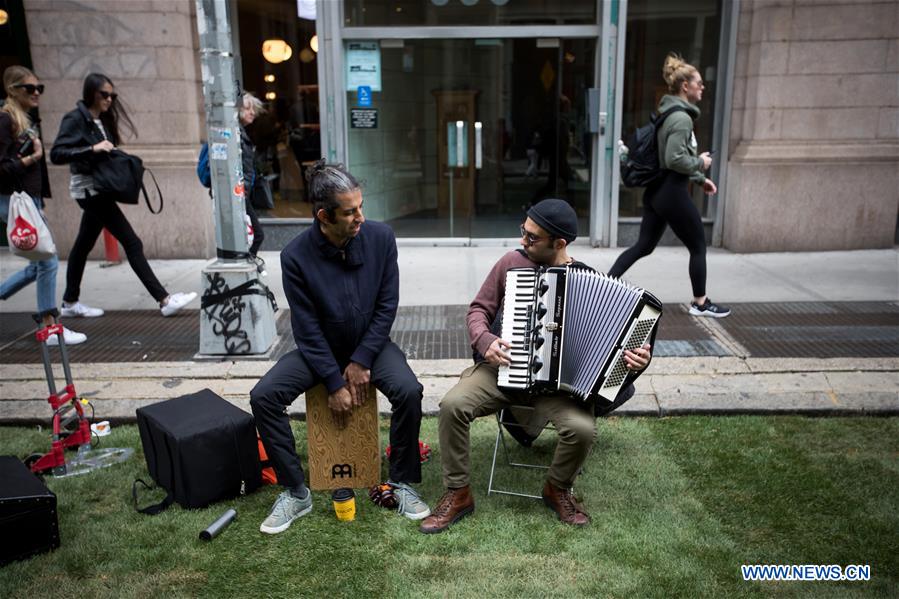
top-left (13, 84), bottom-right (44, 95)
top-left (520, 224), bottom-right (551, 246)
top-left (98, 91), bottom-right (118, 101)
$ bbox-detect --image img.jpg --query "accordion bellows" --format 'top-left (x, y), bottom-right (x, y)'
top-left (498, 267), bottom-right (662, 402)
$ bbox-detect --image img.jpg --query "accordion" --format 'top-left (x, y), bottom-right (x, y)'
top-left (498, 266), bottom-right (662, 402)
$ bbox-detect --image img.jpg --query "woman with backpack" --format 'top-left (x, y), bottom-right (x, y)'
top-left (0, 66), bottom-right (86, 345)
top-left (50, 73), bottom-right (196, 318)
top-left (609, 53), bottom-right (730, 318)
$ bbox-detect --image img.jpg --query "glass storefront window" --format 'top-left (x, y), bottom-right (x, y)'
top-left (619, 0), bottom-right (721, 219)
top-left (236, 0), bottom-right (319, 218)
top-left (343, 0), bottom-right (596, 27)
top-left (344, 38), bottom-right (594, 238)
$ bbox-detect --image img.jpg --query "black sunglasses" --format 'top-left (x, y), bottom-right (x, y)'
top-left (520, 224), bottom-right (551, 246)
top-left (13, 83), bottom-right (44, 95)
top-left (98, 91), bottom-right (118, 101)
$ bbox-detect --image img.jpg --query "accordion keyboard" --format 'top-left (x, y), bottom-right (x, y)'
top-left (497, 269), bottom-right (538, 389)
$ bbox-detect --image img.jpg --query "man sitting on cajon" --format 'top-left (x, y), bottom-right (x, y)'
top-left (250, 161), bottom-right (429, 534)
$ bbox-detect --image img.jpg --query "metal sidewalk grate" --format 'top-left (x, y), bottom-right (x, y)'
top-left (2, 302), bottom-right (893, 363)
top-left (384, 304), bottom-right (724, 360)
top-left (0, 310), bottom-right (292, 364)
top-left (715, 302), bottom-right (899, 358)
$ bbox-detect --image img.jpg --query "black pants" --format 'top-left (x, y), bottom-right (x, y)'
top-left (64, 192), bottom-right (168, 303)
top-left (608, 170), bottom-right (707, 297)
top-left (250, 342), bottom-right (424, 491)
top-left (245, 199), bottom-right (264, 256)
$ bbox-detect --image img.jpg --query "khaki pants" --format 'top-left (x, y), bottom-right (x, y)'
top-left (438, 362), bottom-right (597, 490)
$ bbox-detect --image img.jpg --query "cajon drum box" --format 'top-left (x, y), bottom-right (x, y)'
top-left (306, 384), bottom-right (380, 490)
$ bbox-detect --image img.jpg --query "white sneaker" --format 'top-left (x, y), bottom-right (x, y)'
top-left (160, 291), bottom-right (198, 317)
top-left (60, 302), bottom-right (104, 318)
top-left (46, 327), bottom-right (87, 346)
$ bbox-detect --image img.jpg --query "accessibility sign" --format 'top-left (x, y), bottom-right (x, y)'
top-left (357, 85), bottom-right (372, 107)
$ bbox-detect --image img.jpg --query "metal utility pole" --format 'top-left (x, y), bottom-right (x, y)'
top-left (195, 0), bottom-right (276, 356)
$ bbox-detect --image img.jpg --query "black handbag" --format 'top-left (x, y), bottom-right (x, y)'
top-left (134, 389), bottom-right (261, 514)
top-left (250, 175), bottom-right (274, 210)
top-left (93, 149), bottom-right (163, 214)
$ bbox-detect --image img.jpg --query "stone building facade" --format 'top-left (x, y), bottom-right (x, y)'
top-left (725, 0), bottom-right (899, 251)
top-left (18, 0), bottom-right (899, 257)
top-left (25, 0), bottom-right (213, 259)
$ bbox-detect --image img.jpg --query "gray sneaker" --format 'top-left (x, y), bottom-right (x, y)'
top-left (260, 489), bottom-right (312, 534)
top-left (389, 481), bottom-right (431, 521)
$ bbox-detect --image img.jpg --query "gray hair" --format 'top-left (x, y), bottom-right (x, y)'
top-left (306, 160), bottom-right (361, 222)
top-left (241, 92), bottom-right (266, 117)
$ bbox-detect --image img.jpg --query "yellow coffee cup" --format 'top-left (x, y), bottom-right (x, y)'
top-left (332, 488), bottom-right (356, 522)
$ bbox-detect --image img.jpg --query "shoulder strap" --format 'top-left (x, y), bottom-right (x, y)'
top-left (228, 418), bottom-right (252, 496)
top-left (132, 478), bottom-right (174, 515)
top-left (653, 106), bottom-right (687, 127)
top-left (141, 167), bottom-right (163, 214)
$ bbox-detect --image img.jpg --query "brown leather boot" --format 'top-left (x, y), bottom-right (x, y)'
top-left (419, 486), bottom-right (475, 534)
top-left (542, 481), bottom-right (589, 526)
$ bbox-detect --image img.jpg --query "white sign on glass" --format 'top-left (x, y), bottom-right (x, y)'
top-left (346, 41), bottom-right (382, 92)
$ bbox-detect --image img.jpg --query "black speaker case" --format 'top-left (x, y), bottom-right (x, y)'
top-left (0, 456), bottom-right (60, 565)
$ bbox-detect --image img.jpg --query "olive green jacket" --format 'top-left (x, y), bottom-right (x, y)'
top-left (657, 95), bottom-right (705, 185)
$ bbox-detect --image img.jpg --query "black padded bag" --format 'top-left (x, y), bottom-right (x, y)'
top-left (0, 456), bottom-right (60, 565)
top-left (620, 106), bottom-right (686, 188)
top-left (135, 389), bottom-right (261, 513)
top-left (93, 149), bottom-right (163, 214)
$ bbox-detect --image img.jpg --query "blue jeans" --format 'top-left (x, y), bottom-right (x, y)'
top-left (0, 193), bottom-right (59, 318)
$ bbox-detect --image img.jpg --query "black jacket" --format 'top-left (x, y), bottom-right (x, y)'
top-left (239, 125), bottom-right (255, 187)
top-left (281, 220), bottom-right (399, 394)
top-left (0, 111), bottom-right (49, 199)
top-left (49, 101), bottom-right (108, 174)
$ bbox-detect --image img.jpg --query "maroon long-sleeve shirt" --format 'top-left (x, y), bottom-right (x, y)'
top-left (466, 250), bottom-right (539, 357)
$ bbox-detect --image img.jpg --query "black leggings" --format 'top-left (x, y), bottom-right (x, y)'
top-left (64, 192), bottom-right (168, 303)
top-left (608, 170), bottom-right (707, 297)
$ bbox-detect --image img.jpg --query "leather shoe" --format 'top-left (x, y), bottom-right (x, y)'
top-left (542, 481), bottom-right (589, 526)
top-left (419, 486), bottom-right (474, 534)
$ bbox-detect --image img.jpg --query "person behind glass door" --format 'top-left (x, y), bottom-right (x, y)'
top-left (238, 92), bottom-right (266, 272)
top-left (0, 66), bottom-right (86, 345)
top-left (608, 53), bottom-right (730, 318)
top-left (50, 73), bottom-right (197, 318)
top-left (534, 94), bottom-right (573, 205)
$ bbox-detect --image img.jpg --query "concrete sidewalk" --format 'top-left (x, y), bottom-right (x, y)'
top-left (2, 246), bottom-right (897, 312)
top-left (1, 247), bottom-right (897, 424)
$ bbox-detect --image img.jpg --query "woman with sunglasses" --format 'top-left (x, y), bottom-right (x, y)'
top-left (0, 66), bottom-right (86, 345)
top-left (50, 73), bottom-right (196, 317)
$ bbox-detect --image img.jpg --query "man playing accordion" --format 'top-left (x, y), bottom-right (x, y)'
top-left (421, 199), bottom-right (653, 533)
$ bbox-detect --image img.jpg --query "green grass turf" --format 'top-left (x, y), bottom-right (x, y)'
top-left (0, 416), bottom-right (896, 598)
